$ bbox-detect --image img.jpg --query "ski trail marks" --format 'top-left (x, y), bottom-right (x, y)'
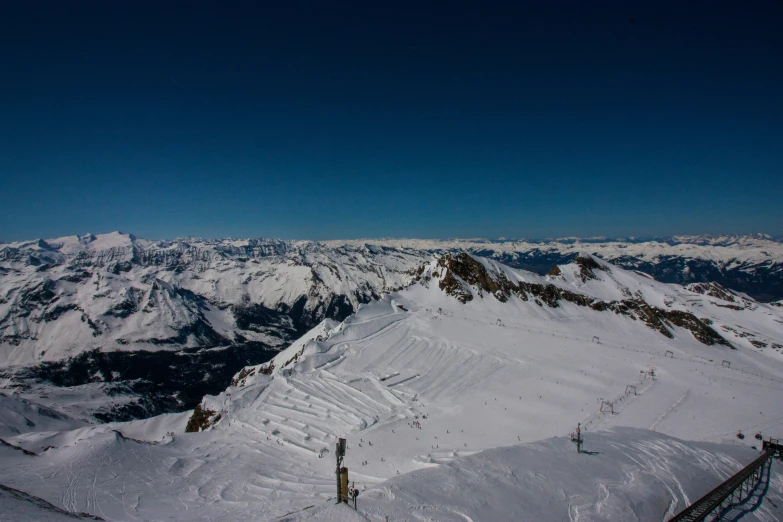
top-left (649, 390), bottom-right (689, 432)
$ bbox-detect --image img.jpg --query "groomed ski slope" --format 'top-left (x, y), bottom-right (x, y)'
top-left (1, 255), bottom-right (783, 520)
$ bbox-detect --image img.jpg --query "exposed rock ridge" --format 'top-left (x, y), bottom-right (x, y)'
top-left (185, 404), bottom-right (220, 432)
top-left (685, 282), bottom-right (755, 310)
top-left (437, 253), bottom-right (732, 347)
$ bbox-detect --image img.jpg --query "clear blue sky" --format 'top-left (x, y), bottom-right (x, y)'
top-left (1, 1), bottom-right (781, 242)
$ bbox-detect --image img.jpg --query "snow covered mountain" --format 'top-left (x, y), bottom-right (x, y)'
top-left (195, 253), bottom-right (783, 434)
top-left (1, 252), bottom-right (781, 521)
top-left (2, 232), bottom-right (780, 363)
top-left (0, 232), bottom-right (429, 420)
top-left (328, 233), bottom-right (783, 302)
top-left (0, 232), bottom-right (428, 363)
top-left (2, 232), bottom-right (782, 423)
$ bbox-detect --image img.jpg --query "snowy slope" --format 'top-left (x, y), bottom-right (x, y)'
top-left (0, 253), bottom-right (781, 520)
top-left (199, 255), bottom-right (783, 449)
top-left (231, 319), bottom-right (343, 385)
top-left (0, 484), bottom-right (103, 521)
top-left (288, 428), bottom-right (783, 522)
top-left (0, 393), bottom-right (87, 438)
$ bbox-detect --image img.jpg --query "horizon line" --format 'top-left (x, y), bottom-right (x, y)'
top-left (1, 230), bottom-right (779, 246)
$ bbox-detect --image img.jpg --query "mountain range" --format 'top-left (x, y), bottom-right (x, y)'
top-left (1, 232), bottom-right (781, 422)
top-left (2, 249), bottom-right (781, 521)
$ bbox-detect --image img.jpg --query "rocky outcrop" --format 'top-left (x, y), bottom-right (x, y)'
top-left (685, 282), bottom-right (754, 310)
top-left (437, 254), bottom-right (499, 303)
top-left (436, 254), bottom-right (732, 347)
top-left (655, 308), bottom-right (729, 345)
top-left (546, 265), bottom-right (562, 276)
top-left (185, 404), bottom-right (220, 432)
top-left (574, 255), bottom-right (608, 281)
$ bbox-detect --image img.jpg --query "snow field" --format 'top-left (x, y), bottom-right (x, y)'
top-left (289, 427), bottom-right (783, 522)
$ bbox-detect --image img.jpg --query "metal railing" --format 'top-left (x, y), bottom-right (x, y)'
top-left (668, 445), bottom-right (776, 522)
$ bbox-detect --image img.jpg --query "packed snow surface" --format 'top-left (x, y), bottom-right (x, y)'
top-left (1, 255), bottom-right (782, 520)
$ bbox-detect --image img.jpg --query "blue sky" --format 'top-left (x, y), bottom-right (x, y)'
top-left (1, 1), bottom-right (781, 241)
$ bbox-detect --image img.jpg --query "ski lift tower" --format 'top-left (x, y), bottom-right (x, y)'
top-left (335, 438), bottom-right (347, 503)
top-left (571, 423), bottom-right (584, 453)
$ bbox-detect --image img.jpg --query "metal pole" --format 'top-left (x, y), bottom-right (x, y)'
top-left (336, 442), bottom-right (341, 503)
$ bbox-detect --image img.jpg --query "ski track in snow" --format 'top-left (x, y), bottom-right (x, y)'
top-left (649, 390), bottom-right (690, 432)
